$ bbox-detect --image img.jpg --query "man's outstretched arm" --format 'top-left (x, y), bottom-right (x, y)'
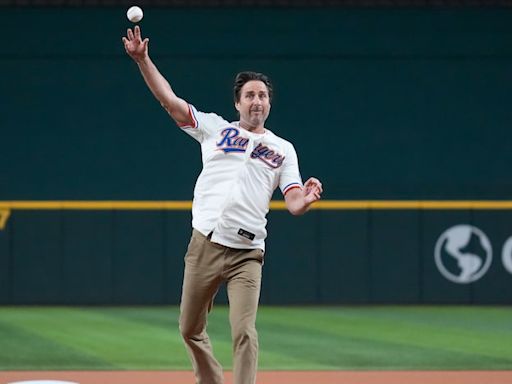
top-left (122, 26), bottom-right (193, 126)
top-left (284, 177), bottom-right (323, 216)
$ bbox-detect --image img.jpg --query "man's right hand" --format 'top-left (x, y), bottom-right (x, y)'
top-left (122, 25), bottom-right (149, 63)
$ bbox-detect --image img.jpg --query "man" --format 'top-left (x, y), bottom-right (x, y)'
top-left (122, 26), bottom-right (323, 384)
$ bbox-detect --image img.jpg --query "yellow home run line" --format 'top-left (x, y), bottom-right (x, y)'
top-left (0, 210), bottom-right (10, 230)
top-left (1, 200), bottom-right (512, 210)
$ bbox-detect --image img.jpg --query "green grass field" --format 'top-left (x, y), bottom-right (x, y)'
top-left (0, 306), bottom-right (511, 371)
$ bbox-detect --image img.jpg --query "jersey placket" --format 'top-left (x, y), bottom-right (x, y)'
top-left (213, 138), bottom-right (257, 236)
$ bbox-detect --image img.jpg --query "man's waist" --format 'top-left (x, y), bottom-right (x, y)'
top-left (192, 222), bottom-right (266, 251)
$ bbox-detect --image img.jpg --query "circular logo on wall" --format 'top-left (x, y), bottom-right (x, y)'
top-left (502, 236), bottom-right (512, 275)
top-left (434, 225), bottom-right (492, 284)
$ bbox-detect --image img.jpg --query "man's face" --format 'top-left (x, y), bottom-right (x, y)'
top-left (235, 80), bottom-right (271, 129)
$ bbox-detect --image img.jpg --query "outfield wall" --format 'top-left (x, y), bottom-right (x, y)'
top-left (1, 9), bottom-right (512, 304)
top-left (1, 206), bottom-right (511, 305)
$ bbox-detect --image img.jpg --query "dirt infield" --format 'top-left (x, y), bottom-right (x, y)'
top-left (2, 371), bottom-right (512, 384)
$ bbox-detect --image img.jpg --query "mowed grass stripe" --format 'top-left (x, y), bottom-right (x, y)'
top-left (1, 306), bottom-right (511, 370)
top-left (258, 317), bottom-right (512, 370)
top-left (88, 306), bottom-right (239, 369)
top-left (343, 306), bottom-right (512, 334)
top-left (0, 321), bottom-right (114, 370)
top-left (257, 307), bottom-right (512, 367)
top-left (83, 306), bottom-right (236, 369)
top-left (0, 307), bottom-right (189, 369)
top-left (83, 306), bottom-right (318, 369)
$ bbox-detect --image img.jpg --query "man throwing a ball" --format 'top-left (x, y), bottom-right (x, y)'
top-left (123, 26), bottom-right (323, 384)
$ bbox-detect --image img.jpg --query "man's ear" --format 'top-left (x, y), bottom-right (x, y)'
top-left (234, 101), bottom-right (241, 112)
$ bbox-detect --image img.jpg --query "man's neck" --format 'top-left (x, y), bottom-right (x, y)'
top-left (239, 120), bottom-right (265, 134)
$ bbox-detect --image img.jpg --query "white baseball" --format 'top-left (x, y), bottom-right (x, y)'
top-left (126, 6), bottom-right (143, 23)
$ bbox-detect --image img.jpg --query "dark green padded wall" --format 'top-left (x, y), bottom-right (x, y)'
top-left (1, 8), bottom-right (511, 304)
top-left (2, 8), bottom-right (512, 199)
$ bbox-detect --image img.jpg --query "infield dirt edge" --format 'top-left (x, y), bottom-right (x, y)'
top-left (3, 370), bottom-right (512, 384)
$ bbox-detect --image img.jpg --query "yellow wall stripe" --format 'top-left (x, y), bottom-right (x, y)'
top-left (0, 210), bottom-right (11, 230)
top-left (2, 200), bottom-right (512, 230)
top-left (1, 200), bottom-right (512, 210)
top-left (0, 201), bottom-right (193, 210)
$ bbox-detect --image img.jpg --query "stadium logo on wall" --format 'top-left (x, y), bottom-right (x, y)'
top-left (434, 225), bottom-right (492, 284)
top-left (502, 237), bottom-right (512, 275)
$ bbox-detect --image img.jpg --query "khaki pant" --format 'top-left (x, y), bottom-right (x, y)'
top-left (179, 229), bottom-right (263, 384)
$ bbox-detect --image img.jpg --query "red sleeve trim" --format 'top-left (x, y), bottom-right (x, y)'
top-left (283, 185), bottom-right (302, 196)
top-left (178, 104), bottom-right (198, 129)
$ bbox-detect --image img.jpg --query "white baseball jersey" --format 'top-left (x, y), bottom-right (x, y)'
top-left (179, 104), bottom-right (303, 251)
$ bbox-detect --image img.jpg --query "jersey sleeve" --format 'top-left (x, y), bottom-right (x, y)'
top-left (279, 143), bottom-right (303, 196)
top-left (178, 104), bottom-right (227, 143)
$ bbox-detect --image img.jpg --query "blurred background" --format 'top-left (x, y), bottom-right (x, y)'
top-left (1, 0), bottom-right (512, 306)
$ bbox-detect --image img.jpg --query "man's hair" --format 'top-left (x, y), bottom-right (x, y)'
top-left (233, 71), bottom-right (273, 103)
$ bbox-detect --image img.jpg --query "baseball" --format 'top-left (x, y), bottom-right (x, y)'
top-left (127, 6), bottom-right (143, 23)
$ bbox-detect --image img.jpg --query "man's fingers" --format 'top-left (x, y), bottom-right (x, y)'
top-left (306, 185), bottom-right (321, 197)
top-left (127, 28), bottom-right (134, 40)
top-left (310, 187), bottom-right (321, 199)
top-left (134, 25), bottom-right (141, 39)
top-left (306, 190), bottom-right (321, 204)
top-left (143, 38), bottom-right (149, 49)
top-left (313, 185), bottom-right (322, 196)
top-left (305, 177), bottom-right (321, 187)
top-left (305, 178), bottom-right (322, 196)
top-left (122, 37), bottom-right (130, 53)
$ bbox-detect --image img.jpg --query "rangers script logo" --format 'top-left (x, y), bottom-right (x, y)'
top-left (216, 127), bottom-right (285, 169)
